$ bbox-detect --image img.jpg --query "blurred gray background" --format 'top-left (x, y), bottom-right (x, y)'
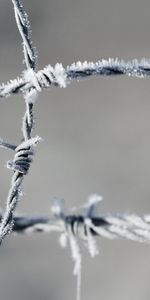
top-left (1, 0), bottom-right (150, 299)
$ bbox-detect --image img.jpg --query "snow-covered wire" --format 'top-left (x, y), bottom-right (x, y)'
top-left (1, 0), bottom-right (150, 299)
top-left (1, 58), bottom-right (150, 98)
top-left (2, 194), bottom-right (150, 300)
top-left (3, 197), bottom-right (150, 244)
top-left (0, 0), bottom-right (150, 268)
top-left (0, 0), bottom-right (40, 245)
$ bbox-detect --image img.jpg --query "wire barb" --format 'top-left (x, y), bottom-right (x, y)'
top-left (2, 197), bottom-right (150, 244)
top-left (1, 59), bottom-right (150, 98)
top-left (1, 197), bottom-right (150, 299)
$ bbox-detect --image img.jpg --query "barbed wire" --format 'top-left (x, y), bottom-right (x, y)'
top-left (1, 58), bottom-right (150, 98)
top-left (0, 0), bottom-right (150, 249)
top-left (1, 194), bottom-right (150, 300)
top-left (3, 196), bottom-right (150, 244)
top-left (1, 0), bottom-right (150, 299)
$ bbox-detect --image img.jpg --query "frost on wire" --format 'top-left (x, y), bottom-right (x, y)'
top-left (0, 1), bottom-right (150, 300)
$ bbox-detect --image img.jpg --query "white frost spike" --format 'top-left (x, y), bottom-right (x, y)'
top-left (54, 63), bottom-right (67, 88)
top-left (83, 61), bottom-right (88, 68)
top-left (85, 218), bottom-right (99, 257)
top-left (24, 69), bottom-right (41, 92)
top-left (76, 61), bottom-right (82, 68)
top-left (69, 229), bottom-right (82, 300)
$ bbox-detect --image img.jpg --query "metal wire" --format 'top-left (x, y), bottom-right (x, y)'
top-left (0, 0), bottom-right (40, 244)
top-left (1, 58), bottom-right (150, 98)
top-left (2, 201), bottom-right (150, 244)
top-left (1, 2), bottom-right (150, 300)
top-left (0, 0), bottom-right (150, 249)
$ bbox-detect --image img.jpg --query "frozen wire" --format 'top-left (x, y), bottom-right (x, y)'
top-left (1, 58), bottom-right (150, 98)
top-left (2, 198), bottom-right (150, 243)
top-left (0, 0), bottom-right (40, 245)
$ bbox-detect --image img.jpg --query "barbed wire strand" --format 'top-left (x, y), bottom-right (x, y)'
top-left (0, 0), bottom-right (41, 245)
top-left (1, 194), bottom-right (150, 300)
top-left (1, 58), bottom-right (150, 98)
top-left (3, 204), bottom-right (150, 243)
top-left (2, 194), bottom-right (149, 244)
top-left (1, 1), bottom-right (150, 300)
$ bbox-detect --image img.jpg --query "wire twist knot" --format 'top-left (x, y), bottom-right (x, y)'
top-left (7, 136), bottom-right (41, 175)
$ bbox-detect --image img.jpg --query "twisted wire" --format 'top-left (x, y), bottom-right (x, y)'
top-left (1, 207), bottom-right (150, 244)
top-left (0, 0), bottom-right (39, 244)
top-left (12, 0), bottom-right (37, 70)
top-left (1, 58), bottom-right (150, 98)
top-left (0, 1), bottom-right (150, 298)
top-left (0, 0), bottom-right (150, 249)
